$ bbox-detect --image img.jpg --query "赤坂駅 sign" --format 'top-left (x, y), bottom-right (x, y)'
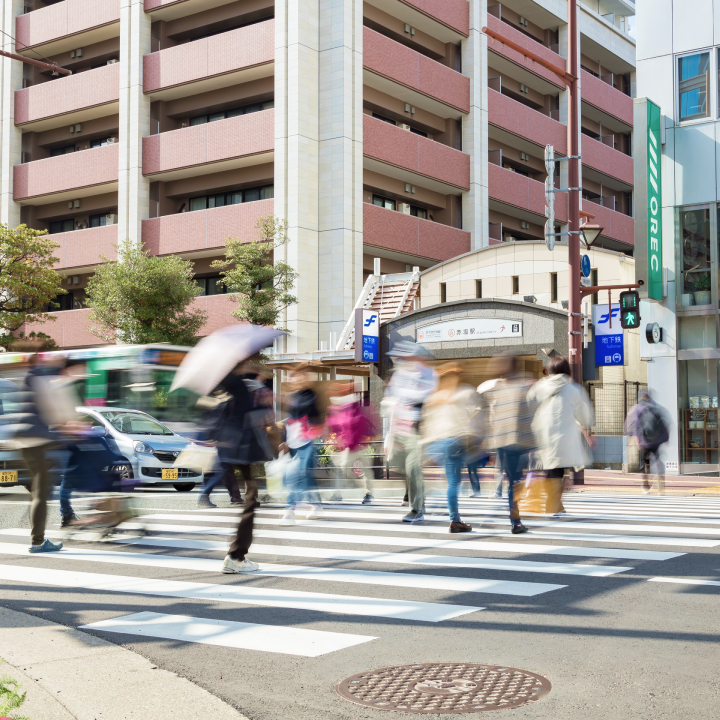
top-left (417, 318), bottom-right (522, 343)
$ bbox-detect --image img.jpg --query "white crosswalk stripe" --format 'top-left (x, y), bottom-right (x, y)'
top-left (1, 493), bottom-right (717, 657)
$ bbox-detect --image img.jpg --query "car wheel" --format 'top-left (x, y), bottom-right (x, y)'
top-left (173, 483), bottom-right (196, 492)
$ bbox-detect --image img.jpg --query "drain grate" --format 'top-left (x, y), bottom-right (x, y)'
top-left (336, 663), bottom-right (551, 713)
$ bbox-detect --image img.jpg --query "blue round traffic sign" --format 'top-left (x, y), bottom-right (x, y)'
top-left (581, 254), bottom-right (591, 278)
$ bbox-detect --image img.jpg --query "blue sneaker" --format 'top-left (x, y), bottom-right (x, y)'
top-left (29, 538), bottom-right (63, 553)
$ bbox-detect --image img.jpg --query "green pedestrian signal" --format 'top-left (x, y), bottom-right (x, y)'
top-left (619, 291), bottom-right (641, 329)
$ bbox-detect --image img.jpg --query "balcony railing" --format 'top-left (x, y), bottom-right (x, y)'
top-left (14, 144), bottom-right (119, 201)
top-left (488, 163), bottom-right (568, 222)
top-left (364, 115), bottom-right (470, 190)
top-left (395, 0), bottom-right (469, 37)
top-left (581, 69), bottom-right (633, 126)
top-left (15, 63), bottom-right (120, 128)
top-left (142, 199), bottom-right (274, 256)
top-left (582, 134), bottom-right (633, 186)
top-left (584, 202), bottom-right (634, 247)
top-left (142, 110), bottom-right (273, 178)
top-left (364, 203), bottom-right (470, 262)
top-left (23, 308), bottom-right (101, 349)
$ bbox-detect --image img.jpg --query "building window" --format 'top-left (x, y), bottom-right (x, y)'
top-left (188, 185), bottom-right (273, 212)
top-left (189, 100), bottom-right (274, 126)
top-left (371, 112), bottom-right (396, 125)
top-left (195, 274), bottom-right (227, 296)
top-left (678, 207), bottom-right (713, 308)
top-left (475, 279), bottom-right (482, 299)
top-left (410, 206), bottom-right (427, 219)
top-left (50, 145), bottom-right (76, 157)
top-left (678, 52), bottom-right (710, 122)
top-left (550, 272), bottom-right (558, 303)
top-left (512, 276), bottom-right (519, 294)
top-left (440, 282), bottom-right (447, 303)
top-left (49, 219), bottom-right (74, 234)
top-left (591, 269), bottom-right (598, 305)
top-left (372, 194), bottom-right (396, 211)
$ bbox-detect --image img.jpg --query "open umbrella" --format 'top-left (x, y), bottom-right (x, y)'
top-left (170, 324), bottom-right (285, 396)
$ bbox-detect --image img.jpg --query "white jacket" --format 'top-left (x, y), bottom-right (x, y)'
top-left (528, 375), bottom-right (595, 470)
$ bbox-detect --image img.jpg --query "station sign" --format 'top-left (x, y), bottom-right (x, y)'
top-left (593, 303), bottom-right (624, 367)
top-left (416, 318), bottom-right (522, 343)
top-left (355, 309), bottom-right (379, 362)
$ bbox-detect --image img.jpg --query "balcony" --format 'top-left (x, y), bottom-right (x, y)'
top-left (192, 293), bottom-right (243, 337)
top-left (582, 134), bottom-right (633, 186)
top-left (366, 0), bottom-right (469, 39)
top-left (581, 70), bottom-right (633, 127)
top-left (50, 225), bottom-right (118, 271)
top-left (14, 144), bottom-right (119, 204)
top-left (143, 199), bottom-right (273, 256)
top-left (583, 202), bottom-right (634, 248)
top-left (144, 20), bottom-right (274, 101)
top-left (363, 27), bottom-right (469, 115)
top-left (486, 14), bottom-right (565, 90)
top-left (16, 0), bottom-right (120, 56)
top-left (364, 203), bottom-right (470, 262)
top-left (23, 308), bottom-right (103, 349)
top-left (363, 115), bottom-right (469, 192)
top-left (488, 89), bottom-right (567, 153)
top-left (142, 110), bottom-right (273, 181)
top-left (15, 64), bottom-right (120, 131)
top-left (488, 163), bottom-right (568, 222)
top-left (145, 0), bottom-right (244, 21)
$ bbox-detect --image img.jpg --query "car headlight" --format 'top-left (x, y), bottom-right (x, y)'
top-left (133, 441), bottom-right (154, 455)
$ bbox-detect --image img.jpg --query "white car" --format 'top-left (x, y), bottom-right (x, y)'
top-left (76, 407), bottom-right (204, 492)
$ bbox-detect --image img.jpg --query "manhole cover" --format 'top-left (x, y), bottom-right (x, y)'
top-left (336, 663), bottom-right (551, 713)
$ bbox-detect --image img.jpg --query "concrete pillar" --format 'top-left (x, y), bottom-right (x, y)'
top-left (118, 0), bottom-right (151, 248)
top-left (0, 0), bottom-right (25, 227)
top-left (462, 0), bottom-right (488, 250)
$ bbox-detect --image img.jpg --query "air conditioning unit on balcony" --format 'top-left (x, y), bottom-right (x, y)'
top-left (106, 137), bottom-right (118, 144)
top-left (398, 124), bottom-right (411, 132)
top-left (398, 203), bottom-right (412, 215)
top-left (105, 214), bottom-right (118, 225)
top-left (107, 59), bottom-right (118, 65)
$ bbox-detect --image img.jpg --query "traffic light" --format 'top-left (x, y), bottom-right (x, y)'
top-left (544, 145), bottom-right (555, 251)
top-left (619, 290), bottom-right (641, 329)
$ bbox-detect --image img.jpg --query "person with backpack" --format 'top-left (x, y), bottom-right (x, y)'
top-left (625, 389), bottom-right (670, 494)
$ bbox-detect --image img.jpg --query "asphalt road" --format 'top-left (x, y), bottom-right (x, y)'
top-left (1, 484), bottom-right (719, 720)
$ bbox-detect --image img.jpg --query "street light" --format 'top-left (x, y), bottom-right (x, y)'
top-left (580, 222), bottom-right (604, 249)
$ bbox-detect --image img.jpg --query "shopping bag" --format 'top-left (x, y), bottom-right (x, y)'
top-left (265, 452), bottom-right (294, 496)
top-left (173, 443), bottom-right (218, 473)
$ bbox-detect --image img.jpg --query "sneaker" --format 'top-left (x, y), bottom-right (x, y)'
top-left (306, 505), bottom-right (324, 520)
top-left (197, 497), bottom-right (217, 508)
top-left (493, 493), bottom-right (503, 499)
top-left (60, 514), bottom-right (78, 528)
top-left (470, 491), bottom-right (482, 498)
top-left (362, 493), bottom-right (374, 505)
top-left (401, 493), bottom-right (409, 507)
top-left (29, 538), bottom-right (63, 553)
top-left (511, 523), bottom-right (529, 535)
top-left (222, 555), bottom-right (259, 573)
top-left (449, 521), bottom-right (472, 533)
top-left (329, 493), bottom-right (343, 502)
top-left (280, 509), bottom-right (296, 525)
top-left (402, 510), bottom-right (425, 523)
top-left (230, 497), bottom-right (244, 505)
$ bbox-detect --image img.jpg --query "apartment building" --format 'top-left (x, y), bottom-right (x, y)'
top-left (0, 0), bottom-right (635, 353)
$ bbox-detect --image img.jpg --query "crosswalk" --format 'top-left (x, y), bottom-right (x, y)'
top-left (1, 492), bottom-right (719, 657)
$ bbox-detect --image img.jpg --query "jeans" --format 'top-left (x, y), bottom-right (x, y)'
top-left (388, 432), bottom-right (424, 514)
top-left (426, 437), bottom-right (465, 523)
top-left (199, 461), bottom-right (225, 500)
top-left (286, 443), bottom-right (320, 508)
top-left (467, 454), bottom-right (489, 494)
top-left (497, 446), bottom-right (526, 524)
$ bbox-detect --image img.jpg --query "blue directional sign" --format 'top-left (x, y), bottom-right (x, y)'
top-left (581, 254), bottom-right (591, 278)
top-left (593, 304), bottom-right (624, 367)
top-left (354, 308), bottom-right (380, 362)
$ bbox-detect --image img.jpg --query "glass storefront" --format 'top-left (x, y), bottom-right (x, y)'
top-left (678, 359), bottom-right (719, 468)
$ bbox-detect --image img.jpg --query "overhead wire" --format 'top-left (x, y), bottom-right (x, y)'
top-left (0, 25), bottom-right (62, 70)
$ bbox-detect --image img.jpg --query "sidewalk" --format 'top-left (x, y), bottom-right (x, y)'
top-left (0, 606), bottom-right (250, 720)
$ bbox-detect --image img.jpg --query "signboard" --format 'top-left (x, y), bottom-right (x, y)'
top-left (581, 254), bottom-right (591, 278)
top-left (354, 308), bottom-right (379, 362)
top-left (593, 304), bottom-right (624, 367)
top-left (634, 97), bottom-right (663, 301)
top-left (416, 318), bottom-right (522, 343)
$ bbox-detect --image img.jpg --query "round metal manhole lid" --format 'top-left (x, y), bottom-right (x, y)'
top-left (336, 663), bottom-right (551, 714)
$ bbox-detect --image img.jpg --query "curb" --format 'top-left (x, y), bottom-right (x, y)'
top-left (0, 606), bottom-right (251, 720)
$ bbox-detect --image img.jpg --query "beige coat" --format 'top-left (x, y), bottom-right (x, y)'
top-left (420, 385), bottom-right (480, 446)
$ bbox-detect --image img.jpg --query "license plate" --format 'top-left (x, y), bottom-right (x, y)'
top-left (162, 469), bottom-right (178, 480)
top-left (0, 471), bottom-right (18, 483)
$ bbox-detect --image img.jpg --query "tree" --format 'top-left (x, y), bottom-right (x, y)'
top-left (85, 243), bottom-right (206, 346)
top-left (212, 216), bottom-right (298, 329)
top-left (0, 224), bottom-right (64, 342)
top-left (0, 331), bottom-right (59, 353)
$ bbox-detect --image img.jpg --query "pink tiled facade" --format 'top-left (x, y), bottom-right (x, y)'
top-left (193, 293), bottom-right (244, 337)
top-left (16, 0), bottom-right (120, 50)
top-left (364, 203), bottom-right (470, 261)
top-left (142, 199), bottom-right (273, 256)
top-left (581, 70), bottom-right (633, 126)
top-left (51, 225), bottom-right (118, 270)
top-left (364, 28), bottom-right (470, 113)
top-left (364, 115), bottom-right (470, 190)
top-left (15, 63), bottom-right (120, 126)
top-left (584, 202), bottom-right (634, 247)
top-left (488, 89), bottom-right (567, 154)
top-left (13, 144), bottom-right (119, 201)
top-left (489, 163), bottom-right (568, 223)
top-left (23, 309), bottom-right (104, 349)
top-left (142, 110), bottom-right (274, 176)
top-left (582, 134), bottom-right (634, 186)
top-left (143, 20), bottom-right (274, 94)
top-left (400, 0), bottom-right (469, 36)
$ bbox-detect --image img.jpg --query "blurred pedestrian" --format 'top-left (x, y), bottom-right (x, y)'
top-left (281, 364), bottom-right (324, 524)
top-left (327, 383), bottom-right (377, 504)
top-left (477, 378), bottom-right (504, 498)
top-left (625, 389), bottom-right (669, 494)
top-left (422, 363), bottom-right (479, 533)
top-left (487, 355), bottom-right (535, 534)
top-left (383, 341), bottom-right (437, 522)
top-left (528, 356), bottom-right (595, 515)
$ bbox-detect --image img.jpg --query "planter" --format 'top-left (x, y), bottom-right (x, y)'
top-left (681, 293), bottom-right (695, 306)
top-left (694, 290), bottom-right (711, 305)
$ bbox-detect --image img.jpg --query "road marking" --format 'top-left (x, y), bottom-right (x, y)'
top-left (0, 563), bottom-right (479, 622)
top-left (80, 611), bottom-right (375, 657)
top-left (648, 577), bottom-right (720, 587)
top-left (0, 541), bottom-right (549, 597)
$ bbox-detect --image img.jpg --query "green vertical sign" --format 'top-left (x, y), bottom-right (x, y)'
top-left (646, 100), bottom-right (663, 300)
